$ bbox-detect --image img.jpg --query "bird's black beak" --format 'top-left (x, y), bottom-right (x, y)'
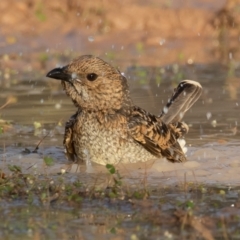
top-left (46, 67), bottom-right (71, 82)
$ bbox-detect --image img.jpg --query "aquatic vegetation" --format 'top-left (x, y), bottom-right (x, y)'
top-left (0, 161), bottom-right (240, 239)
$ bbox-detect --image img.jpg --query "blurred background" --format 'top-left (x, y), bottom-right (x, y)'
top-left (0, 0), bottom-right (240, 146)
top-left (1, 0), bottom-right (240, 66)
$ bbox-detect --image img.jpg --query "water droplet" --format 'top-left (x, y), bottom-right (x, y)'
top-left (71, 72), bottom-right (77, 79)
top-left (211, 120), bottom-right (217, 127)
top-left (40, 99), bottom-right (44, 103)
top-left (55, 103), bottom-right (61, 109)
top-left (88, 36), bottom-right (94, 42)
top-left (159, 38), bottom-right (165, 45)
top-left (187, 58), bottom-right (194, 64)
top-left (163, 106), bottom-right (168, 114)
top-left (206, 112), bottom-right (212, 120)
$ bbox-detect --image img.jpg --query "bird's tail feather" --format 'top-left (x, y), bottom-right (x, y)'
top-left (160, 80), bottom-right (202, 124)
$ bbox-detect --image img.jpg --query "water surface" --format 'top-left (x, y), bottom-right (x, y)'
top-left (1, 57), bottom-right (240, 239)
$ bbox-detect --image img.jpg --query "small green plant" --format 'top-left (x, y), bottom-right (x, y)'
top-left (135, 42), bottom-right (144, 53)
top-left (43, 156), bottom-right (54, 166)
top-left (8, 165), bottom-right (22, 173)
top-left (105, 164), bottom-right (124, 198)
top-left (38, 52), bottom-right (48, 69)
top-left (105, 51), bottom-right (116, 61)
top-left (35, 1), bottom-right (47, 22)
top-left (106, 164), bottom-right (116, 174)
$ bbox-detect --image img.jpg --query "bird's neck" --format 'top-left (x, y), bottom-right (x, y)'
top-left (77, 107), bottom-right (129, 128)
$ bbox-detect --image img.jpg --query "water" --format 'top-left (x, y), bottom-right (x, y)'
top-left (0, 186), bottom-right (240, 239)
top-left (1, 55), bottom-right (240, 239)
top-left (1, 61), bottom-right (240, 179)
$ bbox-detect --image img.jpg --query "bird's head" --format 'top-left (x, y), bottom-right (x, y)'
top-left (46, 55), bottom-right (132, 112)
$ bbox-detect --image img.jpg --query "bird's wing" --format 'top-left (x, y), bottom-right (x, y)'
top-left (63, 112), bottom-right (79, 162)
top-left (128, 107), bottom-right (187, 163)
top-left (160, 80), bottom-right (202, 124)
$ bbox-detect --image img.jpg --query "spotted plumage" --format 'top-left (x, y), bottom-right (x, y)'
top-left (46, 55), bottom-right (202, 165)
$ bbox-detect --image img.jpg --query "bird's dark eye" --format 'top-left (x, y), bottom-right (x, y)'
top-left (86, 73), bottom-right (98, 81)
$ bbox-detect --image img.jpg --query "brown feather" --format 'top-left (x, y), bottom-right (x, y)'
top-left (128, 106), bottom-right (187, 163)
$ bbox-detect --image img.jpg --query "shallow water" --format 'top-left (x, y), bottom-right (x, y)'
top-left (0, 185), bottom-right (240, 239)
top-left (1, 57), bottom-right (240, 239)
top-left (1, 61), bottom-right (240, 182)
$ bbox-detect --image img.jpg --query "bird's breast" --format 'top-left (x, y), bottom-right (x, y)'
top-left (72, 112), bottom-right (155, 165)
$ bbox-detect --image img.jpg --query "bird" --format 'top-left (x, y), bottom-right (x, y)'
top-left (46, 55), bottom-right (202, 165)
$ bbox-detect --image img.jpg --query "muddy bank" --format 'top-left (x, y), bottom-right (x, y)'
top-left (1, 0), bottom-right (240, 72)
